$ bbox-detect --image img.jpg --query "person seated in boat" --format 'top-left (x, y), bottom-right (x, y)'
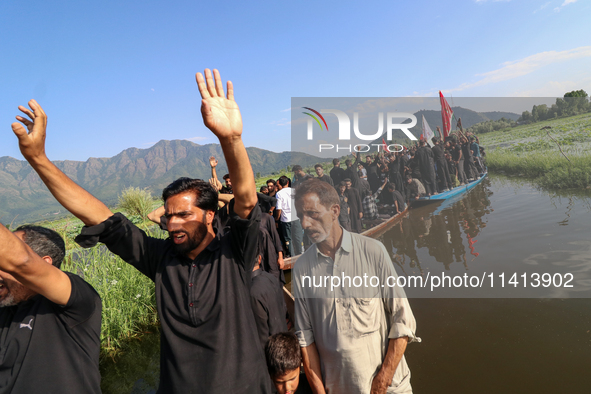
top-left (265, 332), bottom-right (313, 394)
top-left (406, 175), bottom-right (427, 201)
top-left (362, 178), bottom-right (388, 222)
top-left (387, 182), bottom-right (407, 215)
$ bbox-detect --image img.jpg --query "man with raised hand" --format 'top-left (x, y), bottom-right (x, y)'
top-left (11, 69), bottom-right (271, 394)
top-left (0, 222), bottom-right (101, 393)
top-left (292, 180), bottom-right (419, 394)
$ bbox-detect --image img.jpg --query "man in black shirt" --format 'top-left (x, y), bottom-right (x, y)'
top-left (314, 164), bottom-right (334, 187)
top-left (292, 165), bottom-right (313, 189)
top-left (450, 139), bottom-right (467, 185)
top-left (13, 70), bottom-right (272, 394)
top-left (0, 219), bottom-right (101, 393)
top-left (343, 153), bottom-right (362, 190)
top-left (329, 158), bottom-right (346, 187)
top-left (431, 137), bottom-right (451, 192)
top-left (250, 246), bottom-right (288, 351)
top-left (414, 140), bottom-right (436, 196)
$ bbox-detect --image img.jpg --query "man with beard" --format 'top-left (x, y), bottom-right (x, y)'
top-left (267, 179), bottom-right (278, 197)
top-left (0, 224), bottom-right (101, 393)
top-left (12, 70), bottom-right (272, 394)
top-left (292, 180), bottom-right (419, 394)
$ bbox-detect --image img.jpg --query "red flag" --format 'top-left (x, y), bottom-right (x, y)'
top-left (439, 91), bottom-right (454, 138)
top-left (381, 137), bottom-right (390, 152)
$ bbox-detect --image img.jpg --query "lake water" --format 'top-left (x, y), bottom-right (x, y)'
top-left (102, 175), bottom-right (591, 393)
top-left (384, 175), bottom-right (591, 393)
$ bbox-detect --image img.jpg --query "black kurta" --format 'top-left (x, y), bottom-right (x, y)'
top-left (75, 202), bottom-right (271, 394)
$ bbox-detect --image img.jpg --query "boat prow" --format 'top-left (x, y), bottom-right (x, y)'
top-left (411, 172), bottom-right (488, 208)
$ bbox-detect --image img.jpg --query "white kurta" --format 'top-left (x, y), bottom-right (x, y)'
top-left (294, 230), bottom-right (420, 394)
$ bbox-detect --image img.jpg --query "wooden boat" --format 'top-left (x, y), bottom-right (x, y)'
top-left (410, 172), bottom-right (487, 208)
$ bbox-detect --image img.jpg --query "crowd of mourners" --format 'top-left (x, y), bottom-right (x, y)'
top-left (0, 69), bottom-right (482, 394)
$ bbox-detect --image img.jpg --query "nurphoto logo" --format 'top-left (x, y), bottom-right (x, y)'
top-left (301, 106), bottom-right (418, 153)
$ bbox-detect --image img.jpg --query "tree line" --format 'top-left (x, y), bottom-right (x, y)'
top-left (519, 89), bottom-right (591, 124)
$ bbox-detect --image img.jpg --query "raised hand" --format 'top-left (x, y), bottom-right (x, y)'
top-left (11, 99), bottom-right (48, 161)
top-left (209, 156), bottom-right (218, 168)
top-left (209, 177), bottom-right (222, 191)
top-left (196, 69), bottom-right (242, 140)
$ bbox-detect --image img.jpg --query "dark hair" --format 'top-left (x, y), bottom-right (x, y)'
top-left (314, 164), bottom-right (323, 169)
top-left (260, 185), bottom-right (269, 193)
top-left (294, 179), bottom-right (339, 209)
top-left (265, 332), bottom-right (302, 378)
top-left (277, 175), bottom-right (290, 187)
top-left (292, 165), bottom-right (302, 172)
top-left (339, 181), bottom-right (347, 187)
top-left (332, 158), bottom-right (340, 165)
top-left (343, 178), bottom-right (351, 183)
top-left (162, 177), bottom-right (218, 211)
top-left (345, 159), bottom-right (352, 166)
top-left (266, 179), bottom-right (276, 186)
top-left (222, 174), bottom-right (230, 181)
top-left (15, 225), bottom-right (65, 268)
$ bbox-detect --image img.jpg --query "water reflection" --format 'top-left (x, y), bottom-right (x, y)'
top-left (379, 178), bottom-right (494, 273)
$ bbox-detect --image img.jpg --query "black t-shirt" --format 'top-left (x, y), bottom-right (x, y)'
top-left (0, 272), bottom-right (101, 394)
top-left (75, 202), bottom-right (271, 394)
top-left (391, 190), bottom-right (406, 213)
top-left (329, 167), bottom-right (346, 186)
top-left (452, 145), bottom-right (462, 161)
top-left (257, 192), bottom-right (277, 214)
top-left (317, 174), bottom-right (334, 187)
top-left (432, 144), bottom-right (445, 162)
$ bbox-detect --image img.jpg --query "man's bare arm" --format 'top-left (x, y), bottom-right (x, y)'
top-left (196, 69), bottom-right (256, 219)
top-left (11, 100), bottom-right (113, 226)
top-left (0, 224), bottom-right (71, 305)
top-left (301, 343), bottom-right (326, 394)
top-left (370, 337), bottom-right (408, 394)
top-left (147, 206), bottom-right (165, 225)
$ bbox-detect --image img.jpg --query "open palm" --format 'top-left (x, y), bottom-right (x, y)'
top-left (196, 69), bottom-right (242, 139)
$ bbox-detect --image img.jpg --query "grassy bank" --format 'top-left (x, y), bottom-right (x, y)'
top-left (486, 150), bottom-right (591, 189)
top-left (480, 112), bottom-right (591, 190)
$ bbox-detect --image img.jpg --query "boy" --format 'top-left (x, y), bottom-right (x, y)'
top-left (265, 332), bottom-right (313, 394)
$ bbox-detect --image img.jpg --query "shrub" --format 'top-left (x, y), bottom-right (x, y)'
top-left (118, 187), bottom-right (156, 220)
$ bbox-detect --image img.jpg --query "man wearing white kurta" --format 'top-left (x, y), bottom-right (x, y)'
top-left (293, 180), bottom-right (420, 394)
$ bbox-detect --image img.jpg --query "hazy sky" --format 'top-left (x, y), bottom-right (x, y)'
top-left (1, 0), bottom-right (590, 161)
